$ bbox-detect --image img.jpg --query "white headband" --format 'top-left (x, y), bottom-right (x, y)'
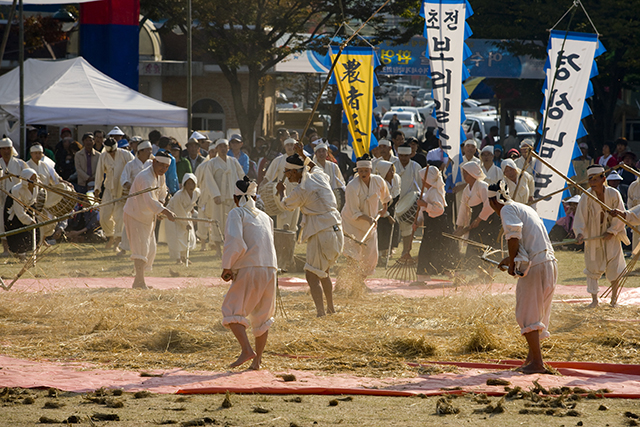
top-left (397, 147), bottom-right (412, 155)
top-left (314, 142), bottom-right (329, 152)
top-left (464, 139), bottom-right (477, 148)
top-left (283, 138), bottom-right (297, 146)
top-left (234, 180), bottom-right (257, 196)
top-left (137, 141), bottom-right (152, 151)
top-left (481, 145), bottom-right (494, 154)
top-left (487, 180), bottom-right (511, 205)
top-left (587, 165), bottom-right (605, 176)
top-left (155, 155), bottom-right (172, 165)
top-left (30, 145), bottom-right (43, 153)
top-left (356, 160), bottom-right (372, 169)
top-left (311, 138), bottom-right (324, 146)
top-left (285, 161), bottom-right (304, 170)
top-left (378, 139), bottom-right (391, 147)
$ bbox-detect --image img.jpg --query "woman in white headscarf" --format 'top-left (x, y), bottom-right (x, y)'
top-left (456, 162), bottom-right (500, 266)
top-left (415, 165), bottom-right (455, 279)
top-left (165, 173), bottom-right (201, 262)
top-left (375, 160), bottom-right (401, 262)
top-left (4, 169), bottom-right (39, 257)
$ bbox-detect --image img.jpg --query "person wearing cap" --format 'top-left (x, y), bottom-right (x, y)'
top-left (480, 145), bottom-right (503, 186)
top-left (376, 139), bottom-right (398, 165)
top-left (74, 133), bottom-right (99, 194)
top-left (549, 195), bottom-right (581, 245)
top-left (276, 150), bottom-right (343, 317)
top-left (415, 165), bottom-right (453, 281)
top-left (341, 154), bottom-right (392, 287)
top-left (573, 164), bottom-right (628, 307)
top-left (571, 142), bottom-right (593, 194)
top-left (506, 148), bottom-right (520, 160)
top-left (94, 137), bottom-right (135, 250)
top-left (185, 138), bottom-right (206, 173)
top-left (164, 173), bottom-right (200, 263)
top-left (129, 136), bottom-right (143, 154)
top-left (501, 158), bottom-right (535, 205)
top-left (262, 137), bottom-right (300, 231)
top-left (313, 142), bottom-right (345, 197)
top-left (487, 180), bottom-right (557, 375)
top-left (607, 170), bottom-right (623, 190)
top-left (228, 134), bottom-right (250, 175)
top-left (117, 139), bottom-right (130, 151)
top-left (118, 141), bottom-right (154, 254)
top-left (220, 176), bottom-right (277, 370)
top-left (393, 143), bottom-right (422, 257)
top-left (455, 162), bottom-right (499, 268)
top-left (0, 137), bottom-right (28, 256)
top-left (515, 139), bottom-right (536, 175)
top-left (193, 141), bottom-right (219, 251)
top-left (123, 151), bottom-right (176, 289)
top-left (203, 139), bottom-right (245, 254)
top-left (493, 144), bottom-right (504, 166)
top-left (3, 168), bottom-right (40, 259)
top-left (170, 142), bottom-right (192, 185)
top-left (28, 144), bottom-right (61, 187)
top-left (106, 126), bottom-right (124, 142)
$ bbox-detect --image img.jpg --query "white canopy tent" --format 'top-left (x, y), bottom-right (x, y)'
top-left (0, 57), bottom-right (187, 127)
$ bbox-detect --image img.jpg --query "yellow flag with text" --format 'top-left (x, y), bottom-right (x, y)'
top-left (328, 46), bottom-right (381, 158)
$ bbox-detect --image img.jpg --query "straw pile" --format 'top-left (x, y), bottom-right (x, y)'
top-left (0, 279), bottom-right (639, 377)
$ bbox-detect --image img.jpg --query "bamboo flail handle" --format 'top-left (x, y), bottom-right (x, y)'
top-left (526, 146), bottom-right (640, 236)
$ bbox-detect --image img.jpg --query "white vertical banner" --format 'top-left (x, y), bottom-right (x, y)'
top-left (421, 0), bottom-right (473, 161)
top-left (535, 30), bottom-right (605, 230)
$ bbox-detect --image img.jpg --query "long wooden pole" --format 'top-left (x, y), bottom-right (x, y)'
top-left (0, 187), bottom-right (157, 239)
top-left (527, 147), bottom-right (640, 235)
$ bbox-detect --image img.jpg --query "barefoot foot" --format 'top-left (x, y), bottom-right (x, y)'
top-left (229, 350), bottom-right (256, 368)
top-left (586, 300), bottom-right (598, 309)
top-left (249, 358), bottom-right (261, 370)
top-left (519, 362), bottom-right (547, 375)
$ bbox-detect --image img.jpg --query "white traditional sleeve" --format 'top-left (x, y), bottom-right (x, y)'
top-left (343, 181), bottom-right (364, 219)
top-left (500, 205), bottom-right (523, 240)
top-left (378, 177), bottom-right (392, 205)
top-left (573, 197), bottom-right (588, 237)
top-left (424, 190), bottom-right (445, 218)
top-left (94, 153), bottom-right (106, 190)
top-left (478, 184), bottom-right (494, 221)
top-left (221, 209), bottom-right (248, 269)
top-left (626, 205), bottom-right (640, 225)
top-left (281, 186), bottom-right (305, 211)
top-left (607, 190), bottom-right (627, 236)
top-left (457, 186), bottom-right (471, 227)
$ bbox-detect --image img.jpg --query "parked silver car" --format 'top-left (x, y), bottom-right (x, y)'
top-left (380, 110), bottom-right (425, 140)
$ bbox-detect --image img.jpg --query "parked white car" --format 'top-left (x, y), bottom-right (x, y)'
top-left (463, 114), bottom-right (538, 143)
top-left (380, 110), bottom-right (425, 140)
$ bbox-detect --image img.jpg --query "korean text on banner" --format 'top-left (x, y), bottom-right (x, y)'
top-left (421, 0), bottom-right (473, 161)
top-left (535, 31), bottom-right (605, 231)
top-left (328, 46), bottom-right (380, 158)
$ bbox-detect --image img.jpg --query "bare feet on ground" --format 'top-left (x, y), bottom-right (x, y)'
top-left (230, 350), bottom-right (256, 368)
top-left (249, 357), bottom-right (262, 370)
top-left (518, 363), bottom-right (547, 375)
top-left (586, 301), bottom-right (598, 309)
top-left (132, 280), bottom-right (149, 290)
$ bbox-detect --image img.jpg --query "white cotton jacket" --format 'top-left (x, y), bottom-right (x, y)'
top-left (122, 165), bottom-right (167, 224)
top-left (499, 202), bottom-right (555, 267)
top-left (120, 157), bottom-right (152, 188)
top-left (27, 159), bottom-right (60, 186)
top-left (7, 182), bottom-right (37, 225)
top-left (456, 179), bottom-right (494, 227)
top-left (222, 204), bottom-right (277, 270)
top-left (95, 148), bottom-right (135, 197)
top-left (342, 174), bottom-right (392, 240)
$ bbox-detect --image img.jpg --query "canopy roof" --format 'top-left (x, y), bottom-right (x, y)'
top-left (0, 57), bottom-right (187, 127)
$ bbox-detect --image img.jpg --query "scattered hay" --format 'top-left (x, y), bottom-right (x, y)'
top-left (336, 396), bottom-right (353, 402)
top-left (253, 406), bottom-right (270, 413)
top-left (328, 399), bottom-right (339, 406)
top-left (38, 416), bottom-right (60, 424)
top-left (278, 373), bottom-right (296, 382)
top-left (47, 388), bottom-right (58, 398)
top-left (472, 398), bottom-right (505, 414)
top-left (565, 409), bottom-right (580, 417)
top-left (112, 389), bottom-right (123, 396)
top-left (91, 413), bottom-right (120, 421)
top-left (473, 394), bottom-right (490, 404)
top-left (43, 401), bottom-right (64, 409)
top-left (598, 404), bottom-right (608, 411)
top-left (134, 391), bottom-right (152, 399)
top-left (141, 372), bottom-right (163, 377)
top-left (387, 336), bottom-right (436, 358)
top-left (22, 396), bottom-right (35, 404)
top-left (285, 397), bottom-right (302, 403)
top-left (463, 324), bottom-right (499, 353)
top-left (435, 397), bottom-right (460, 415)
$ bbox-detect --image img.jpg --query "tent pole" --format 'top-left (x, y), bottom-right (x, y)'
top-left (186, 0), bottom-right (192, 135)
top-left (19, 0), bottom-right (24, 158)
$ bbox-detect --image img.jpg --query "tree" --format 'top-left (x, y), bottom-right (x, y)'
top-left (386, 0), bottom-right (640, 148)
top-left (141, 0), bottom-right (388, 143)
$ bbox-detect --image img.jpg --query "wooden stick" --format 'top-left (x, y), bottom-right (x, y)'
top-left (360, 214), bottom-right (381, 244)
top-left (620, 163), bottom-right (640, 178)
top-left (4, 171), bottom-right (90, 206)
top-left (174, 216), bottom-right (216, 223)
top-left (527, 147), bottom-right (640, 235)
top-left (0, 187), bottom-right (48, 222)
top-left (0, 187), bottom-right (157, 240)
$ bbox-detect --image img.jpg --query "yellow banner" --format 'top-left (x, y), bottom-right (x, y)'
top-left (331, 50), bottom-right (375, 158)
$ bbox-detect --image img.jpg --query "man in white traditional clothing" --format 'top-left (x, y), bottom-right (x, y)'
top-left (123, 151), bottom-right (176, 289)
top-left (501, 158), bottom-right (535, 205)
top-left (118, 141), bottom-right (153, 253)
top-left (376, 139), bottom-right (398, 165)
top-left (515, 139), bottom-right (536, 175)
top-left (480, 145), bottom-right (503, 186)
top-left (195, 141), bottom-right (221, 252)
top-left (392, 143), bottom-right (421, 257)
top-left (95, 137), bottom-right (135, 251)
top-left (165, 173), bottom-right (200, 263)
top-left (277, 151), bottom-right (344, 317)
top-left (261, 138), bottom-right (300, 231)
top-left (375, 160), bottom-right (401, 263)
top-left (202, 139), bottom-right (244, 255)
top-left (341, 154), bottom-right (391, 285)
top-left (626, 177), bottom-right (640, 251)
top-left (313, 142), bottom-right (346, 191)
top-left (573, 164), bottom-right (629, 307)
top-left (4, 168), bottom-right (40, 259)
top-left (0, 137), bottom-right (26, 256)
top-left (221, 176), bottom-right (277, 370)
top-left (27, 144), bottom-right (60, 186)
top-left (489, 180), bottom-right (557, 375)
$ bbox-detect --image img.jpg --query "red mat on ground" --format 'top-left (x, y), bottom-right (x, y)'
top-left (7, 276), bottom-right (640, 305)
top-left (1, 355), bottom-right (640, 398)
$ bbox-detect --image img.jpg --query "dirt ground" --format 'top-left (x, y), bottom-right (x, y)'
top-left (1, 243), bottom-right (640, 425)
top-left (1, 387), bottom-right (640, 426)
